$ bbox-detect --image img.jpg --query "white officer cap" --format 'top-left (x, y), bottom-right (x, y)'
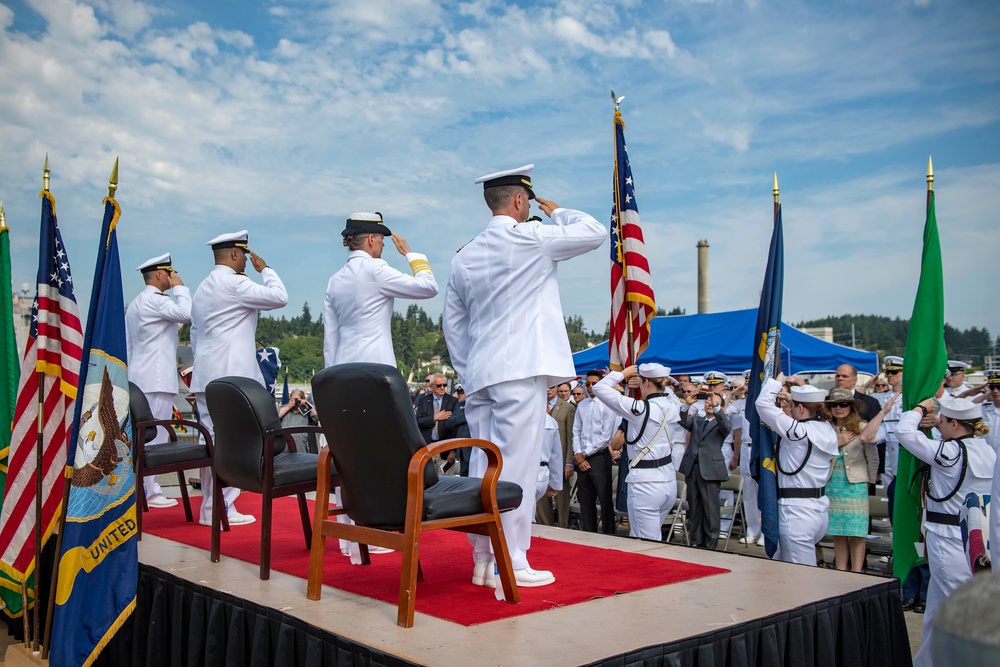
top-left (883, 356), bottom-right (904, 371)
top-left (986, 370), bottom-right (1000, 386)
top-left (206, 230), bottom-right (249, 251)
top-left (703, 370), bottom-right (727, 385)
top-left (939, 397), bottom-right (981, 421)
top-left (136, 253), bottom-right (173, 273)
top-left (790, 385), bottom-right (826, 403)
top-left (638, 363), bottom-right (672, 379)
top-left (743, 369), bottom-right (752, 382)
top-left (475, 164), bottom-right (535, 199)
top-left (946, 360), bottom-right (969, 375)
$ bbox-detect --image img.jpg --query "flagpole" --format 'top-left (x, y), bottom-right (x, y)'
top-left (611, 92), bottom-right (637, 373)
top-left (32, 155), bottom-right (52, 652)
top-left (772, 173), bottom-right (781, 376)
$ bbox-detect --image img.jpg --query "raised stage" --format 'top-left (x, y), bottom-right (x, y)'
top-left (121, 524), bottom-right (910, 667)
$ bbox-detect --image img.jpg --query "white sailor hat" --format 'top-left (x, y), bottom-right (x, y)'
top-left (703, 370), bottom-right (727, 385)
top-left (939, 397), bottom-right (981, 421)
top-left (206, 230), bottom-right (249, 251)
top-left (946, 360), bottom-right (969, 375)
top-left (343, 212), bottom-right (392, 238)
top-left (638, 363), bottom-right (672, 379)
top-left (883, 356), bottom-right (904, 371)
top-left (475, 164), bottom-right (535, 199)
top-left (790, 385), bottom-right (826, 403)
top-left (136, 253), bottom-right (173, 273)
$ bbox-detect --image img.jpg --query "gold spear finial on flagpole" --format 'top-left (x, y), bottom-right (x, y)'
top-left (926, 156), bottom-right (934, 192)
top-left (43, 153), bottom-right (50, 192)
top-left (108, 157), bottom-right (119, 198)
top-left (773, 172), bottom-right (779, 203)
top-left (0, 200), bottom-right (7, 229)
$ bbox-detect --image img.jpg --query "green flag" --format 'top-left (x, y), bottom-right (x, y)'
top-left (0, 221), bottom-right (23, 617)
top-left (894, 188), bottom-right (947, 583)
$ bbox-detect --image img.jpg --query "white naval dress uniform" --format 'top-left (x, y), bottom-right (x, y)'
top-left (981, 401), bottom-right (1000, 454)
top-left (443, 208), bottom-right (605, 570)
top-left (593, 372), bottom-right (679, 541)
top-left (755, 378), bottom-right (838, 565)
top-left (190, 265), bottom-right (288, 522)
top-left (125, 284), bottom-right (192, 498)
top-left (735, 399), bottom-right (762, 540)
top-left (942, 382), bottom-right (971, 397)
top-left (873, 390), bottom-right (904, 487)
top-left (535, 414), bottom-right (564, 505)
top-left (323, 250), bottom-right (437, 367)
top-left (896, 411), bottom-right (995, 667)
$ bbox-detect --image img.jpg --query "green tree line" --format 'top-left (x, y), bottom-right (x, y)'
top-left (796, 314), bottom-right (996, 367)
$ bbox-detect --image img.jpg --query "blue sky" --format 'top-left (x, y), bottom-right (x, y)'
top-left (1, 0), bottom-right (998, 351)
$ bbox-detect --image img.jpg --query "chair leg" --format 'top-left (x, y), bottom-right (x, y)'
top-left (211, 472), bottom-right (222, 563)
top-left (135, 484), bottom-right (144, 541)
top-left (177, 471), bottom-right (193, 522)
top-left (359, 544), bottom-right (371, 566)
top-left (307, 492), bottom-right (331, 602)
top-left (486, 519), bottom-right (519, 605)
top-left (297, 492), bottom-right (312, 549)
top-left (397, 527), bottom-right (422, 628)
top-left (261, 493), bottom-right (273, 580)
top-left (417, 559), bottom-right (424, 583)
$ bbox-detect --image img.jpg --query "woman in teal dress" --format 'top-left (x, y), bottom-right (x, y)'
top-left (826, 387), bottom-right (879, 571)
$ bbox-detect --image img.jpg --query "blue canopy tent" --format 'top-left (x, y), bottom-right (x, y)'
top-left (572, 309), bottom-right (878, 376)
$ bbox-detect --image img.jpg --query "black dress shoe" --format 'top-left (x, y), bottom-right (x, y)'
top-left (900, 597), bottom-right (916, 611)
top-left (913, 601), bottom-right (926, 614)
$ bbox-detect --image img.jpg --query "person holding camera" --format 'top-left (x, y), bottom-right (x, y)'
top-left (278, 389), bottom-right (319, 454)
top-left (677, 388), bottom-right (732, 549)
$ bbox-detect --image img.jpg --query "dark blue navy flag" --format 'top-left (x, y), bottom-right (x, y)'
top-left (256, 346), bottom-right (281, 398)
top-left (281, 371), bottom-right (290, 406)
top-left (746, 203), bottom-right (784, 559)
top-left (51, 195), bottom-right (136, 666)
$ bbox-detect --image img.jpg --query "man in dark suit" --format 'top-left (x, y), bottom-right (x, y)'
top-left (835, 364), bottom-right (881, 422)
top-left (677, 392), bottom-right (732, 549)
top-left (537, 383), bottom-right (576, 527)
top-left (415, 373), bottom-right (459, 471)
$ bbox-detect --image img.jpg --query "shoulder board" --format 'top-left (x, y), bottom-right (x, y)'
top-left (155, 292), bottom-right (169, 297)
top-left (456, 239), bottom-right (474, 253)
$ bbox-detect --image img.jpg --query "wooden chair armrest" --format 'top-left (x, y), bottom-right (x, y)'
top-left (264, 424), bottom-right (324, 453)
top-left (407, 438), bottom-right (505, 513)
top-left (134, 418), bottom-right (214, 456)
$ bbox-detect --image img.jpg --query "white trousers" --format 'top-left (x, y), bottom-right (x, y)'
top-left (195, 393), bottom-right (242, 523)
top-left (626, 472), bottom-right (677, 541)
top-left (141, 392), bottom-right (175, 498)
top-left (915, 531), bottom-right (971, 667)
top-left (466, 376), bottom-right (547, 570)
top-left (774, 500), bottom-right (828, 566)
top-left (739, 444), bottom-right (762, 539)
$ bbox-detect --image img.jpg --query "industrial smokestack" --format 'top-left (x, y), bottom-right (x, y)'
top-left (696, 240), bottom-right (710, 313)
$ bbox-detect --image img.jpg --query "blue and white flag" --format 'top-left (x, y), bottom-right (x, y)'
top-left (51, 194), bottom-right (136, 666)
top-left (256, 346), bottom-right (281, 398)
top-left (747, 203), bottom-right (784, 559)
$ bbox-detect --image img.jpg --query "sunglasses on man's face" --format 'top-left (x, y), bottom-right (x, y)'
top-left (885, 370), bottom-right (901, 375)
top-left (434, 383), bottom-right (447, 388)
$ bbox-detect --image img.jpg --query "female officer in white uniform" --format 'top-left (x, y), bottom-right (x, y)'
top-left (896, 396), bottom-right (995, 667)
top-left (593, 363), bottom-right (679, 541)
top-left (755, 374), bottom-right (838, 565)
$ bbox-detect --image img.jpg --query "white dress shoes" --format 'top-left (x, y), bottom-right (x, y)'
top-left (199, 511), bottom-right (256, 527)
top-left (146, 494), bottom-right (178, 509)
top-left (475, 563), bottom-right (555, 588)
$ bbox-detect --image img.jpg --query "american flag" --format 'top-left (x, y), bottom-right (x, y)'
top-left (0, 191), bottom-right (83, 581)
top-left (609, 110), bottom-right (655, 370)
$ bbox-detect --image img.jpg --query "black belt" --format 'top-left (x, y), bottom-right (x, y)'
top-left (632, 454), bottom-right (672, 469)
top-left (778, 487), bottom-right (825, 499)
top-left (926, 510), bottom-right (960, 526)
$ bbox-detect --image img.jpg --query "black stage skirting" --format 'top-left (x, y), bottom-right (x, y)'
top-left (87, 564), bottom-right (911, 666)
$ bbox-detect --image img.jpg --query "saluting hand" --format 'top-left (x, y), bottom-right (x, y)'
top-left (169, 272), bottom-right (185, 288)
top-left (391, 234), bottom-right (412, 255)
top-left (535, 197), bottom-right (559, 218)
top-left (248, 250), bottom-right (268, 273)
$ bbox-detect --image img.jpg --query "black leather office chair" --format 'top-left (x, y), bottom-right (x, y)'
top-left (307, 363), bottom-right (522, 627)
top-left (128, 382), bottom-right (229, 538)
top-left (205, 376), bottom-right (336, 580)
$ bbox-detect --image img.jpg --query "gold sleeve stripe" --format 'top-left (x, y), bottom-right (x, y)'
top-left (409, 259), bottom-right (432, 275)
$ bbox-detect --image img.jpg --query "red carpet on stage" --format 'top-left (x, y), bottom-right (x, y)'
top-left (142, 494), bottom-right (729, 626)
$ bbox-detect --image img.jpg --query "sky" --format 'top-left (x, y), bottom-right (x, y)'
top-left (0, 0), bottom-right (998, 353)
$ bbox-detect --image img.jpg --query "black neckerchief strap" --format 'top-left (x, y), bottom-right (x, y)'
top-left (925, 437), bottom-right (968, 504)
top-left (624, 398), bottom-right (651, 445)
